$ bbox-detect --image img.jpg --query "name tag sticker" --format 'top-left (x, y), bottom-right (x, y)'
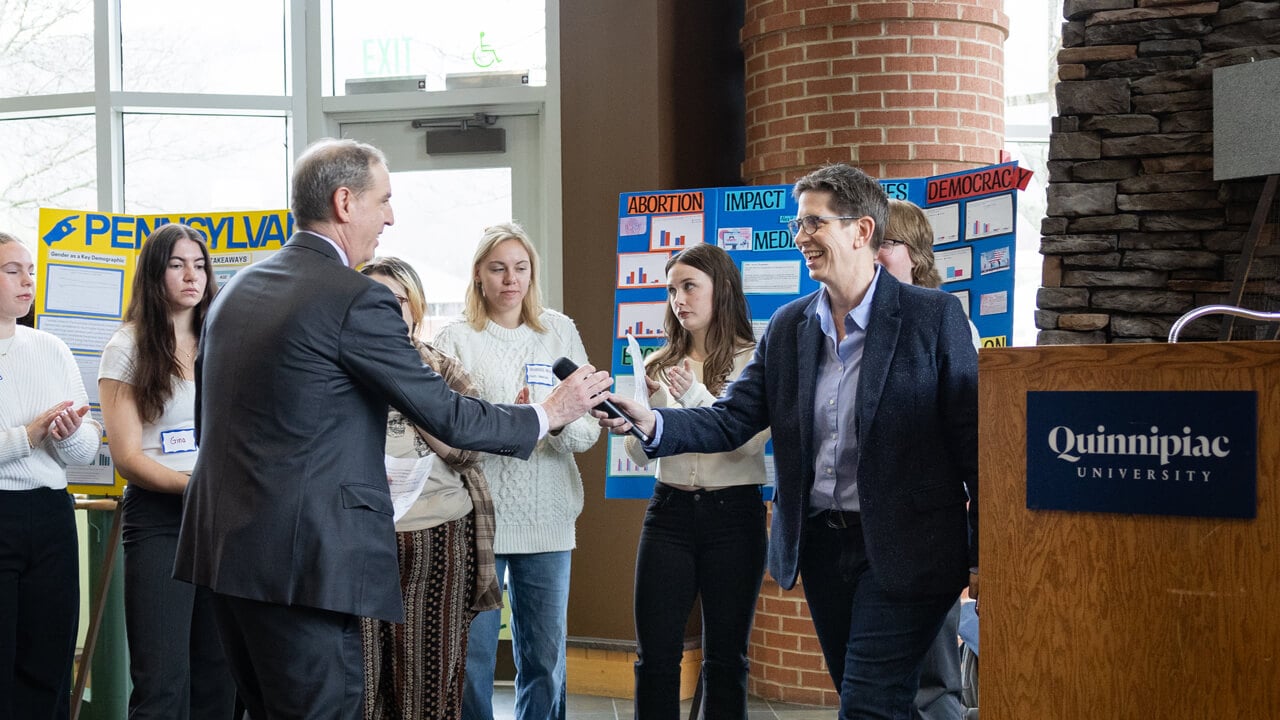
top-left (526, 363), bottom-right (555, 387)
top-left (160, 428), bottom-right (198, 454)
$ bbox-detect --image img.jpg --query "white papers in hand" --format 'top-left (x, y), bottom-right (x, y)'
top-left (626, 332), bottom-right (651, 410)
top-left (385, 454), bottom-right (435, 522)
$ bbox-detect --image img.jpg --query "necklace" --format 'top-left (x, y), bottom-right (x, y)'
top-left (0, 334), bottom-right (15, 357)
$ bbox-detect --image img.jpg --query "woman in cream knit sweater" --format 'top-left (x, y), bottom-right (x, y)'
top-left (433, 222), bottom-right (599, 720)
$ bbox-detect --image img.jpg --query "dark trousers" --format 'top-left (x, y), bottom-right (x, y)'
top-left (799, 513), bottom-right (957, 720)
top-left (633, 483), bottom-right (767, 720)
top-left (211, 593), bottom-right (364, 720)
top-left (123, 517), bottom-right (236, 720)
top-left (912, 601), bottom-right (964, 720)
top-left (0, 488), bottom-right (79, 720)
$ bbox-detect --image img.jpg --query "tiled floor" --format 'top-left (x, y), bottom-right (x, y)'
top-left (491, 684), bottom-right (832, 720)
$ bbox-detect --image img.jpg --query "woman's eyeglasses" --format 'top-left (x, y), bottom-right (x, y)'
top-left (787, 215), bottom-right (858, 236)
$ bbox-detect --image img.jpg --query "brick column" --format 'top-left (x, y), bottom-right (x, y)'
top-left (749, 572), bottom-right (839, 706)
top-left (739, 0), bottom-right (1008, 705)
top-left (741, 0), bottom-right (1009, 185)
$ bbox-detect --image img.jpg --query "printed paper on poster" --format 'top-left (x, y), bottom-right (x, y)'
top-left (980, 291), bottom-right (1008, 316)
top-left (742, 260), bottom-right (801, 294)
top-left (935, 247), bottom-right (973, 284)
top-left (44, 265), bottom-right (125, 317)
top-left (925, 204), bottom-right (960, 246)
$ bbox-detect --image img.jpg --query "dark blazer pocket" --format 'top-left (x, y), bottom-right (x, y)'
top-left (909, 483), bottom-right (968, 512)
top-left (341, 483), bottom-right (394, 516)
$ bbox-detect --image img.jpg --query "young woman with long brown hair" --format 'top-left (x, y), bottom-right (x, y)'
top-left (97, 224), bottom-right (234, 719)
top-left (625, 242), bottom-right (770, 719)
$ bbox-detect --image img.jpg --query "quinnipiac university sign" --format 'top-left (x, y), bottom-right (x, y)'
top-left (1026, 391), bottom-right (1257, 519)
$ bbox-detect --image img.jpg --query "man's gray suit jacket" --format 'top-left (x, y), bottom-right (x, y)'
top-left (175, 232), bottom-right (539, 623)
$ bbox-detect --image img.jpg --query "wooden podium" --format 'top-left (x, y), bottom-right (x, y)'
top-left (978, 341), bottom-right (1280, 719)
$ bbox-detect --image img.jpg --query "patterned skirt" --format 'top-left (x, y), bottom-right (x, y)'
top-left (362, 514), bottom-right (478, 720)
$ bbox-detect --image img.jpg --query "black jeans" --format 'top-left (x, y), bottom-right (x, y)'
top-left (0, 488), bottom-right (78, 720)
top-left (800, 512), bottom-right (958, 720)
top-left (122, 486), bottom-right (236, 720)
top-left (633, 483), bottom-right (767, 720)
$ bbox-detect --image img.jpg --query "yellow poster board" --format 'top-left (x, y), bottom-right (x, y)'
top-left (34, 207), bottom-right (293, 496)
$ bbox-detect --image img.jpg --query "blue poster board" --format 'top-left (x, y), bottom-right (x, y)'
top-left (912, 162), bottom-right (1033, 348)
top-left (605, 164), bottom-right (1028, 498)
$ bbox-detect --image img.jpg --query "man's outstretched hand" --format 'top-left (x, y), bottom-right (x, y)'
top-left (540, 364), bottom-right (614, 430)
top-left (593, 394), bottom-right (657, 440)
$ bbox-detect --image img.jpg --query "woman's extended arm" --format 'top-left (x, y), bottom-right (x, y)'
top-left (98, 378), bottom-right (189, 493)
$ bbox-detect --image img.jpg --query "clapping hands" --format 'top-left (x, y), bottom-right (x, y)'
top-left (26, 400), bottom-right (90, 447)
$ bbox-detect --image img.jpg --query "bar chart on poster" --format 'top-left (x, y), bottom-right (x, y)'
top-left (965, 194), bottom-right (1014, 240)
top-left (649, 213), bottom-right (702, 250)
top-left (616, 252), bottom-right (669, 289)
top-left (615, 302), bottom-right (667, 340)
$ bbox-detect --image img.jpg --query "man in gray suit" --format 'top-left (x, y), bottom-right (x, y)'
top-left (174, 138), bottom-right (611, 720)
top-left (598, 164), bottom-right (978, 719)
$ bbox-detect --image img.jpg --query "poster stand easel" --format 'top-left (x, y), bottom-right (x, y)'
top-left (1217, 174), bottom-right (1279, 340)
top-left (70, 497), bottom-right (123, 720)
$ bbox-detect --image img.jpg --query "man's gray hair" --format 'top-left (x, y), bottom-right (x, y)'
top-left (291, 138), bottom-right (389, 227)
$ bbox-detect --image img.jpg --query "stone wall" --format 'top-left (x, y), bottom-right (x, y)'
top-left (1039, 0), bottom-right (1280, 344)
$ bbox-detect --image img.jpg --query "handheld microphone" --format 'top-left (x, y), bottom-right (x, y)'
top-left (551, 357), bottom-right (652, 444)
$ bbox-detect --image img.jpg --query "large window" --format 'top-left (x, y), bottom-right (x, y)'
top-left (1, 0), bottom-right (294, 233)
top-left (2, 0), bottom-right (553, 229)
top-left (123, 114), bottom-right (289, 213)
top-left (120, 0), bottom-right (287, 95)
top-left (375, 167), bottom-right (512, 338)
top-left (0, 115), bottom-right (97, 238)
top-left (0, 0), bottom-right (93, 97)
top-left (1004, 1), bottom-right (1059, 346)
top-left (2, 0), bottom-right (560, 317)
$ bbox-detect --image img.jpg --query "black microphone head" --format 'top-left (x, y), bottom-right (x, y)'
top-left (552, 357), bottom-right (579, 380)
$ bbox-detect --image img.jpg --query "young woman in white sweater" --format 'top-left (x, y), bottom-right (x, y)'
top-left (623, 242), bottom-right (770, 719)
top-left (433, 222), bottom-right (600, 720)
top-left (0, 232), bottom-right (102, 719)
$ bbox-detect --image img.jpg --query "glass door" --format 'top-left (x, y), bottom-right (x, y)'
top-left (340, 114), bottom-right (540, 339)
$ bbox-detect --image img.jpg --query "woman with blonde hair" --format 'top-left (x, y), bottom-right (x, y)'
top-left (0, 232), bottom-right (102, 719)
top-left (879, 198), bottom-right (943, 289)
top-left (434, 222), bottom-right (600, 720)
top-left (358, 256), bottom-right (501, 720)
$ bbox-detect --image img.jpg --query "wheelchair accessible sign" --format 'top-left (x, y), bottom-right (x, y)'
top-left (1026, 391), bottom-right (1257, 519)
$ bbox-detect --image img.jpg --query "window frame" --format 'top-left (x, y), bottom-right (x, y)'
top-left (0, 0), bottom-right (564, 306)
